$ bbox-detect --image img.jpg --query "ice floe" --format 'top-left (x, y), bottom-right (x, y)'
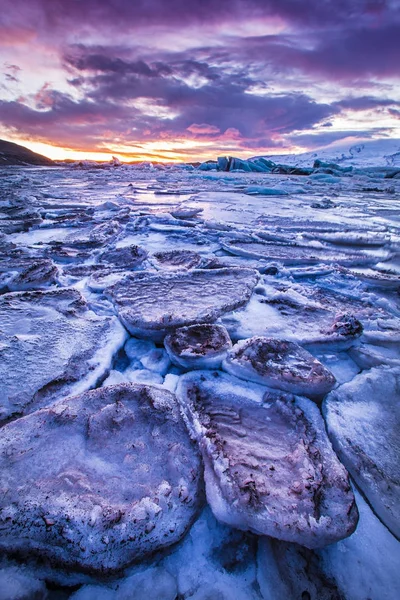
top-left (0, 384), bottom-right (203, 574)
top-left (165, 324), bottom-right (232, 370)
top-left (177, 371), bottom-right (358, 548)
top-left (0, 289), bottom-right (127, 421)
top-left (323, 367), bottom-right (400, 539)
top-left (105, 268), bottom-right (258, 341)
top-left (222, 337), bottom-right (336, 399)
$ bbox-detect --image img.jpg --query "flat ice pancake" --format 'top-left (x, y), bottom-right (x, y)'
top-left (98, 245), bottom-right (148, 268)
top-left (151, 250), bottom-right (203, 271)
top-left (176, 371), bottom-right (358, 548)
top-left (0, 258), bottom-right (59, 292)
top-left (222, 240), bottom-right (374, 266)
top-left (222, 277), bottom-right (398, 346)
top-left (0, 289), bottom-right (127, 421)
top-left (105, 268), bottom-right (259, 340)
top-left (323, 367), bottom-right (400, 539)
top-left (165, 324), bottom-right (232, 369)
top-left (222, 337), bottom-right (336, 399)
top-left (0, 384), bottom-right (203, 574)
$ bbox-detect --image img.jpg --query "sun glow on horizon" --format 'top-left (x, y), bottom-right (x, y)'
top-left (8, 136), bottom-right (299, 163)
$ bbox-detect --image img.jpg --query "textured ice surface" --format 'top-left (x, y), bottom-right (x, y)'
top-left (222, 276), bottom-right (397, 346)
top-left (1, 163), bottom-right (399, 596)
top-left (323, 367), bottom-right (400, 539)
top-left (150, 249), bottom-right (203, 271)
top-left (0, 257), bottom-right (58, 292)
top-left (0, 289), bottom-right (127, 421)
top-left (258, 488), bottom-right (400, 600)
top-left (0, 384), bottom-right (202, 574)
top-left (165, 324), bottom-right (232, 369)
top-left (105, 268), bottom-right (258, 340)
top-left (176, 371), bottom-right (357, 548)
top-left (222, 240), bottom-right (375, 266)
top-left (222, 337), bottom-right (336, 399)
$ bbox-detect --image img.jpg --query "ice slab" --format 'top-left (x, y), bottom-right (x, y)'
top-left (0, 289), bottom-right (127, 421)
top-left (105, 268), bottom-right (258, 341)
top-left (150, 249), bottom-right (203, 271)
top-left (0, 384), bottom-right (202, 574)
top-left (165, 324), bottom-right (232, 370)
top-left (222, 337), bottom-right (336, 399)
top-left (323, 367), bottom-right (400, 539)
top-left (176, 371), bottom-right (357, 548)
top-left (222, 240), bottom-right (375, 266)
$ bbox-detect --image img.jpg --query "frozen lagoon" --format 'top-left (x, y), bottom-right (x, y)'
top-left (0, 162), bottom-right (399, 599)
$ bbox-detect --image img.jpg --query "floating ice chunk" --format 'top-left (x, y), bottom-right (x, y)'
top-left (176, 371), bottom-right (358, 548)
top-left (245, 186), bottom-right (289, 196)
top-left (0, 565), bottom-right (47, 600)
top-left (105, 268), bottom-right (259, 341)
top-left (102, 370), bottom-right (129, 387)
top-left (1, 258), bottom-right (59, 292)
top-left (348, 343), bottom-right (400, 368)
top-left (305, 231), bottom-right (390, 247)
top-left (222, 240), bottom-right (374, 266)
top-left (323, 367), bottom-right (400, 539)
top-left (124, 337), bottom-right (156, 360)
top-left (124, 368), bottom-right (164, 386)
top-left (65, 221), bottom-right (121, 248)
top-left (0, 289), bottom-right (127, 421)
top-left (222, 337), bottom-right (336, 399)
top-left (165, 324), bottom-right (232, 370)
top-left (0, 384), bottom-right (202, 574)
top-left (151, 250), bottom-right (202, 271)
top-left (140, 348), bottom-right (171, 375)
top-left (98, 245), bottom-right (148, 268)
top-left (170, 206), bottom-right (203, 218)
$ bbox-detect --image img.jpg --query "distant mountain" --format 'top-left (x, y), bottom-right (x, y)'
top-left (259, 139), bottom-right (400, 168)
top-left (0, 139), bottom-right (53, 166)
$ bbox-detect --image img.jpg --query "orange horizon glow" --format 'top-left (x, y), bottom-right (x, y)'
top-left (5, 136), bottom-right (304, 164)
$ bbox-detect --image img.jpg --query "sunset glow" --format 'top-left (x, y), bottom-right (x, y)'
top-left (1, 1), bottom-right (399, 162)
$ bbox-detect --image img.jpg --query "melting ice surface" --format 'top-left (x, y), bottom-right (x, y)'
top-left (0, 160), bottom-right (399, 599)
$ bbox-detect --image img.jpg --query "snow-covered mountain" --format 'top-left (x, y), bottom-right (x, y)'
top-left (259, 138), bottom-right (400, 168)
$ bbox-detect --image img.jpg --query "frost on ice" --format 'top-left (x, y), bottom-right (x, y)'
top-left (105, 268), bottom-right (259, 341)
top-left (0, 289), bottom-right (126, 421)
top-left (165, 324), bottom-right (232, 369)
top-left (0, 384), bottom-right (203, 574)
top-left (323, 367), bottom-right (400, 539)
top-left (176, 371), bottom-right (358, 548)
top-left (222, 337), bottom-right (336, 399)
top-left (0, 153), bottom-right (399, 597)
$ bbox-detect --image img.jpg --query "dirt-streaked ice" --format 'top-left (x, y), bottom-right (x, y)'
top-left (176, 370), bottom-right (358, 548)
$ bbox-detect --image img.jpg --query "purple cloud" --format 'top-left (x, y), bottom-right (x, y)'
top-left (0, 0), bottom-right (398, 158)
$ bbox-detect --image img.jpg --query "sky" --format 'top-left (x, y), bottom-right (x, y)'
top-left (0, 0), bottom-right (399, 162)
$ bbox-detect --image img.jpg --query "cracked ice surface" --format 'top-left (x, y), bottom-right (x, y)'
top-left (0, 289), bottom-right (127, 421)
top-left (0, 163), bottom-right (399, 598)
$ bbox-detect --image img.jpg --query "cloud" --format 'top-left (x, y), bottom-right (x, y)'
top-left (0, 0), bottom-right (398, 158)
